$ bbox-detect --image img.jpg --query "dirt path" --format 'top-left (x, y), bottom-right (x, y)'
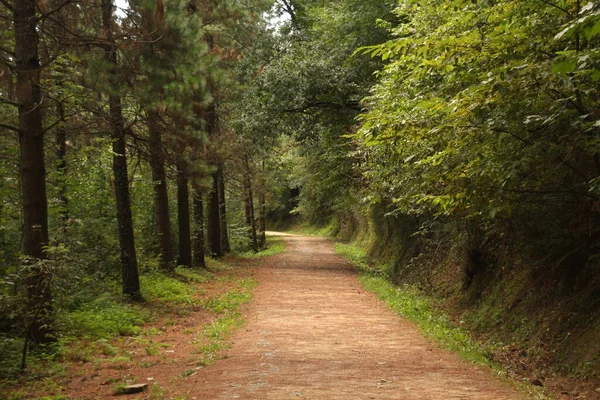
top-left (178, 234), bottom-right (527, 399)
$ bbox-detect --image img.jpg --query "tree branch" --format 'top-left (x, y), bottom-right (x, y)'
top-left (491, 127), bottom-right (533, 146)
top-left (495, 186), bottom-right (597, 200)
top-left (280, 0), bottom-right (296, 23)
top-left (537, 0), bottom-right (573, 17)
top-left (283, 101), bottom-right (362, 113)
top-left (38, 0), bottom-right (74, 21)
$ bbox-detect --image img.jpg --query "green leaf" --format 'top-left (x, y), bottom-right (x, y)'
top-left (554, 26), bottom-right (573, 40)
top-left (580, 1), bottom-right (595, 14)
top-left (552, 59), bottom-right (577, 74)
top-left (583, 19), bottom-right (600, 39)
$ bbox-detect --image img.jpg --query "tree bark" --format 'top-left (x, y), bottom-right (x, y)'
top-left (258, 159), bottom-right (266, 248)
top-left (207, 171), bottom-right (222, 257)
top-left (203, 34), bottom-right (227, 255)
top-left (177, 160), bottom-right (192, 268)
top-left (56, 103), bottom-right (68, 224)
top-left (15, 0), bottom-right (54, 344)
top-left (192, 190), bottom-right (206, 268)
top-left (204, 64), bottom-right (223, 257)
top-left (217, 164), bottom-right (230, 253)
top-left (243, 154), bottom-right (258, 252)
top-left (148, 111), bottom-right (174, 271)
top-left (102, 0), bottom-right (141, 300)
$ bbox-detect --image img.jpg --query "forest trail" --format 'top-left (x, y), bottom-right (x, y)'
top-left (187, 233), bottom-right (526, 400)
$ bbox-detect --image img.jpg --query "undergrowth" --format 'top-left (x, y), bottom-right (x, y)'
top-left (290, 219), bottom-right (340, 237)
top-left (335, 243), bottom-right (489, 364)
top-left (334, 242), bottom-right (549, 399)
top-left (195, 277), bottom-right (257, 365)
top-left (140, 273), bottom-right (196, 304)
top-left (0, 255), bottom-right (252, 396)
top-left (238, 236), bottom-right (286, 258)
top-left (61, 293), bottom-right (149, 339)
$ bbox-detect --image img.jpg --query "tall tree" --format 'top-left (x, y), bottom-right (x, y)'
top-left (177, 159), bottom-right (192, 267)
top-left (204, 73), bottom-right (223, 257)
top-left (137, 1), bottom-right (175, 271)
top-left (14, 0), bottom-right (54, 344)
top-left (257, 159), bottom-right (266, 248)
top-left (243, 153), bottom-right (258, 251)
top-left (147, 110), bottom-right (175, 270)
top-left (193, 185), bottom-right (206, 268)
top-left (218, 165), bottom-right (230, 252)
top-left (102, 0), bottom-right (141, 299)
top-left (207, 169), bottom-right (222, 257)
top-left (192, 189), bottom-right (206, 268)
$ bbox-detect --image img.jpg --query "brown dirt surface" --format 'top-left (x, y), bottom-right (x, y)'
top-left (17, 233), bottom-right (535, 399)
top-left (55, 263), bottom-right (258, 400)
top-left (181, 234), bottom-right (528, 399)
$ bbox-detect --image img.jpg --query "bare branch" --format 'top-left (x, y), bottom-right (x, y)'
top-left (283, 101), bottom-right (362, 113)
top-left (537, 0), bottom-right (573, 17)
top-left (38, 0), bottom-right (73, 21)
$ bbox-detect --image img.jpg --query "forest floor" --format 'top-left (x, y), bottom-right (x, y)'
top-left (10, 233), bottom-right (540, 399)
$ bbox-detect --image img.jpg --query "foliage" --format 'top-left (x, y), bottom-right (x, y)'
top-left (354, 0), bottom-right (600, 258)
top-left (233, 0), bottom-right (396, 223)
top-left (335, 242), bottom-right (491, 363)
top-left (139, 273), bottom-right (197, 304)
top-left (237, 235), bottom-right (286, 257)
top-left (174, 266), bottom-right (214, 283)
top-left (60, 294), bottom-right (149, 339)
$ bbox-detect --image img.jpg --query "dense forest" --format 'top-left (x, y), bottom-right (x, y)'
top-left (2, 0), bottom-right (600, 395)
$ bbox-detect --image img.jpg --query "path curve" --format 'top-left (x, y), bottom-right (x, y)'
top-left (192, 234), bottom-right (527, 399)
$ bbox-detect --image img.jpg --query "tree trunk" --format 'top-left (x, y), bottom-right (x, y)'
top-left (202, 35), bottom-right (228, 255)
top-left (207, 171), bottom-right (222, 257)
top-left (177, 161), bottom-right (192, 268)
top-left (217, 164), bottom-right (230, 253)
top-left (204, 69), bottom-right (223, 258)
top-left (258, 159), bottom-right (266, 248)
top-left (192, 190), bottom-right (206, 268)
top-left (148, 111), bottom-right (174, 271)
top-left (102, 0), bottom-right (141, 300)
top-left (15, 0), bottom-right (54, 344)
top-left (56, 104), bottom-right (68, 224)
top-left (243, 154), bottom-right (258, 252)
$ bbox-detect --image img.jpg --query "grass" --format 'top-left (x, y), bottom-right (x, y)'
top-left (334, 242), bottom-right (550, 399)
top-left (1, 238), bottom-right (280, 399)
top-left (335, 242), bottom-right (490, 365)
top-left (140, 273), bottom-right (198, 304)
top-left (237, 236), bottom-right (287, 258)
top-left (196, 277), bottom-right (258, 366)
top-left (174, 266), bottom-right (214, 283)
top-left (61, 294), bottom-right (149, 339)
top-left (289, 219), bottom-right (340, 237)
